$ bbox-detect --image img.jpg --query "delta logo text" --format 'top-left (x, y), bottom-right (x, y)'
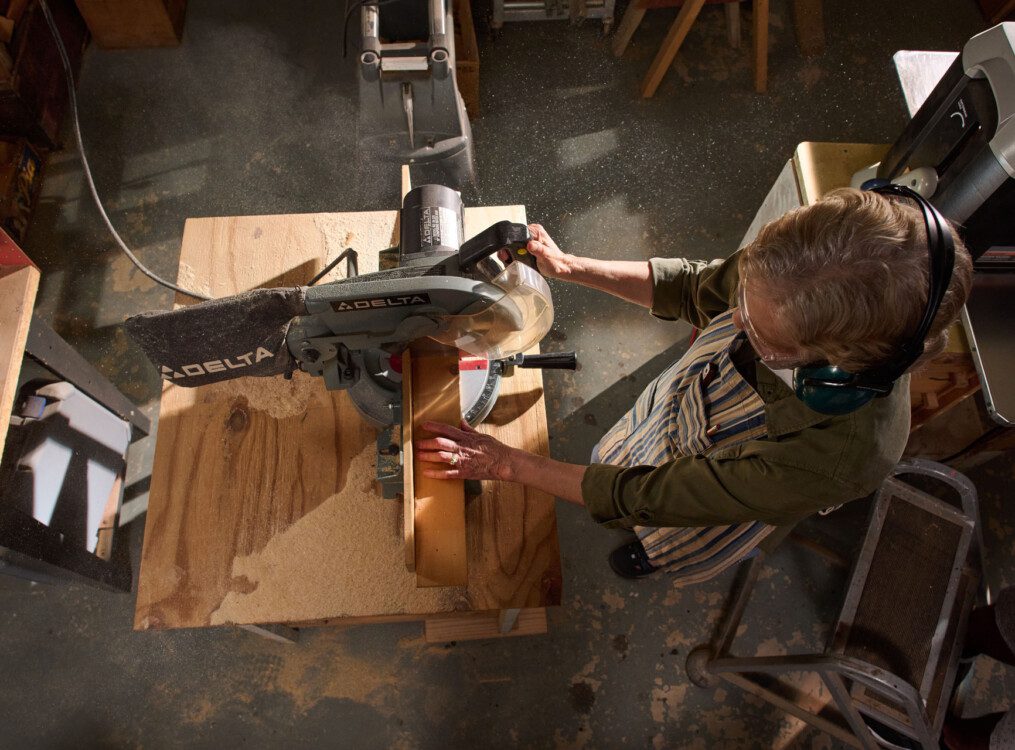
top-left (329, 293), bottom-right (431, 313)
top-left (160, 347), bottom-right (274, 380)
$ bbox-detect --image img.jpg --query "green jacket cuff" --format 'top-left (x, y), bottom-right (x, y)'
top-left (582, 463), bottom-right (653, 529)
top-left (647, 257), bottom-right (685, 321)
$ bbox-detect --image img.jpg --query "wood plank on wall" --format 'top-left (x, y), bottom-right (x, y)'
top-left (0, 264), bottom-right (40, 458)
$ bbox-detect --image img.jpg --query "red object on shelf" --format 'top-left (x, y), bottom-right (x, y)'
top-left (0, 225), bottom-right (36, 268)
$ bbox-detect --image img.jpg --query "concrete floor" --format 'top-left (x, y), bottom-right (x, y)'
top-left (3, 0), bottom-right (1014, 747)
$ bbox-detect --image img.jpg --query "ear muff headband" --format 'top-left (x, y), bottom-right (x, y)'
top-left (792, 182), bottom-right (956, 415)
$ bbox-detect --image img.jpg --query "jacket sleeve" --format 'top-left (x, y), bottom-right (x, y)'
top-left (581, 443), bottom-right (863, 529)
top-left (648, 251), bottom-right (741, 328)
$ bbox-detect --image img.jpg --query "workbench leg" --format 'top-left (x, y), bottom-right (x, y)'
top-left (725, 1), bottom-right (740, 49)
top-left (498, 608), bottom-right (522, 634)
top-left (611, 0), bottom-right (645, 57)
top-left (239, 623), bottom-right (299, 644)
top-left (640, 0), bottom-right (706, 98)
top-left (753, 0), bottom-right (769, 93)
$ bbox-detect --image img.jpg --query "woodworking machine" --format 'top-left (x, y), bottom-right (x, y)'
top-left (125, 185), bottom-right (575, 494)
top-left (358, 0), bottom-right (475, 189)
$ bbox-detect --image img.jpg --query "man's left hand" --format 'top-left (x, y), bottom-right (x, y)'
top-left (415, 421), bottom-right (517, 482)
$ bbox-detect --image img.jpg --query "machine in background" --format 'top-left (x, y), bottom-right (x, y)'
top-left (875, 22), bottom-right (1015, 266)
top-left (855, 23), bottom-right (1015, 425)
top-left (357, 0), bottom-right (475, 190)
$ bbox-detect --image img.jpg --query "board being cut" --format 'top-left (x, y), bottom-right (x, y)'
top-left (408, 342), bottom-right (467, 587)
top-left (134, 206), bottom-right (562, 629)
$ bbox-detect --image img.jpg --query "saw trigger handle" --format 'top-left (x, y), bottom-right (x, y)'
top-left (458, 220), bottom-right (536, 270)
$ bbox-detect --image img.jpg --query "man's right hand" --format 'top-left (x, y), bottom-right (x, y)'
top-left (525, 223), bottom-right (577, 279)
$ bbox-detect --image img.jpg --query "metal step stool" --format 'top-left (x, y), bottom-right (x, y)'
top-left (686, 458), bottom-right (985, 750)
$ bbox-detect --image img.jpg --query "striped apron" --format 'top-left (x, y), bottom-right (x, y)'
top-left (593, 308), bottom-right (776, 585)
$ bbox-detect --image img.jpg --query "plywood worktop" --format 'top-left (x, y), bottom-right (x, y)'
top-left (134, 206), bottom-right (562, 630)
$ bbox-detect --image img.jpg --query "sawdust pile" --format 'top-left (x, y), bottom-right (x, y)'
top-left (312, 213), bottom-right (389, 279)
top-left (210, 442), bottom-right (467, 624)
top-left (203, 371), bottom-right (316, 420)
top-left (176, 262), bottom-right (213, 299)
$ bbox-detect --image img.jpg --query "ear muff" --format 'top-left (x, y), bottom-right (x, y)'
top-left (785, 181), bottom-right (955, 417)
top-left (793, 365), bottom-right (878, 415)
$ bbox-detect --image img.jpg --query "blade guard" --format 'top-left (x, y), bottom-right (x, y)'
top-left (429, 262), bottom-right (553, 358)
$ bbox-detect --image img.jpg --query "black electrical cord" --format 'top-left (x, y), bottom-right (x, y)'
top-left (39, 0), bottom-right (212, 301)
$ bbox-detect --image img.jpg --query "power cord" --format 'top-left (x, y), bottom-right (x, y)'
top-left (39, 0), bottom-right (212, 300)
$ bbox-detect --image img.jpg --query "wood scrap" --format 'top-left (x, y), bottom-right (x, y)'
top-left (424, 608), bottom-right (548, 643)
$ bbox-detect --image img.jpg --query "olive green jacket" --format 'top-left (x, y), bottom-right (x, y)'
top-left (580, 252), bottom-right (911, 529)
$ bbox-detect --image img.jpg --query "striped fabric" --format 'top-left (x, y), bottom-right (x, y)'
top-left (596, 308), bottom-right (775, 585)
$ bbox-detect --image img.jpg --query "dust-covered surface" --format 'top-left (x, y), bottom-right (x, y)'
top-left (3, 0), bottom-right (1004, 747)
top-left (211, 443), bottom-right (467, 624)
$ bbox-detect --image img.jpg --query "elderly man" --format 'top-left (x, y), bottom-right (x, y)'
top-left (416, 187), bottom-right (973, 581)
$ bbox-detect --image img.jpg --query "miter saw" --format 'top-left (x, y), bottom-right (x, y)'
top-left (125, 185), bottom-right (576, 495)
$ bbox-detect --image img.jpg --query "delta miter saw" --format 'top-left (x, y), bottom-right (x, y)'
top-left (125, 185), bottom-right (576, 495)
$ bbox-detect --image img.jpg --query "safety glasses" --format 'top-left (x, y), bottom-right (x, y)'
top-left (736, 275), bottom-right (807, 370)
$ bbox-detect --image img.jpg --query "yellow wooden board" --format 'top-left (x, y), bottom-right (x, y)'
top-left (793, 142), bottom-right (890, 205)
top-left (424, 608), bottom-right (548, 643)
top-left (0, 264), bottom-right (39, 459)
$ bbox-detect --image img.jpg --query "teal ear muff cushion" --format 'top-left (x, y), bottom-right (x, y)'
top-left (794, 365), bottom-right (878, 416)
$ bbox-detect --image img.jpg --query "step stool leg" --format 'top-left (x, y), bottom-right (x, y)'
top-left (641, 0), bottom-right (707, 98)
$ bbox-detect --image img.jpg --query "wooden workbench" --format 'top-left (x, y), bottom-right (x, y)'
top-left (133, 205), bottom-right (562, 637)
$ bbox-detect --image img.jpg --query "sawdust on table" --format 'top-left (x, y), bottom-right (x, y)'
top-left (312, 212), bottom-right (390, 280)
top-left (202, 371), bottom-right (316, 420)
top-left (210, 441), bottom-right (467, 624)
top-left (175, 262), bottom-right (213, 300)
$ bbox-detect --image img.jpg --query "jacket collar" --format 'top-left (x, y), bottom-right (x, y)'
top-left (755, 362), bottom-right (834, 437)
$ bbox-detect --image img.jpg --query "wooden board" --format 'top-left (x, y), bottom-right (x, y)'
top-left (424, 607), bottom-right (548, 643)
top-left (134, 205), bottom-right (562, 630)
top-left (74, 0), bottom-right (186, 48)
top-left (0, 263), bottom-right (39, 459)
top-left (793, 142), bottom-right (890, 205)
top-left (409, 344), bottom-right (467, 587)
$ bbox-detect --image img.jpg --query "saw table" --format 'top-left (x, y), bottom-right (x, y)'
top-left (133, 204), bottom-right (562, 641)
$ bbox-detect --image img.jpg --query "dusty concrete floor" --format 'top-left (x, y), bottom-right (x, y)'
top-left (3, 0), bottom-right (1014, 747)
